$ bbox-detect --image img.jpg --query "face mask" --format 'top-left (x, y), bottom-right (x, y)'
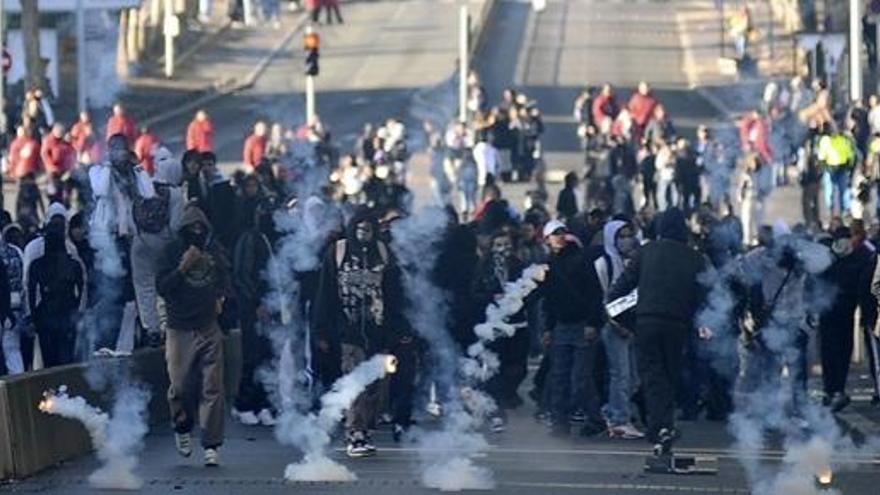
top-left (617, 237), bottom-right (637, 256)
top-left (832, 239), bottom-right (853, 257)
top-left (183, 228), bottom-right (208, 249)
top-left (355, 224), bottom-right (373, 243)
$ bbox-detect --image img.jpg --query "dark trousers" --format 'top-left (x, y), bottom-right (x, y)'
top-left (550, 322), bottom-right (602, 425)
top-left (36, 314), bottom-right (77, 368)
top-left (737, 327), bottom-right (808, 417)
top-left (819, 311), bottom-right (855, 396)
top-left (486, 325), bottom-right (530, 410)
top-left (863, 323), bottom-right (880, 400)
top-left (234, 302), bottom-right (272, 413)
top-left (389, 338), bottom-right (417, 426)
top-left (802, 182), bottom-right (821, 227)
top-left (636, 317), bottom-right (687, 442)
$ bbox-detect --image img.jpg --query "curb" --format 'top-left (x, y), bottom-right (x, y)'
top-left (141, 14), bottom-right (309, 128)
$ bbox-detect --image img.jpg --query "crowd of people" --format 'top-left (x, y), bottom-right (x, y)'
top-left (1, 64), bottom-right (880, 467)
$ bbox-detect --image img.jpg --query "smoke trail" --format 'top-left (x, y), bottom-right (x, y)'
top-left (696, 233), bottom-right (880, 493)
top-left (39, 385), bottom-right (150, 490)
top-left (281, 354), bottom-right (398, 482)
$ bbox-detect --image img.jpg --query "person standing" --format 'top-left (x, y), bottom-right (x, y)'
top-left (105, 104), bottom-right (139, 146)
top-left (542, 219), bottom-right (607, 437)
top-left (131, 148), bottom-right (185, 347)
top-left (243, 121), bottom-right (268, 172)
top-left (0, 232), bottom-right (23, 374)
top-left (134, 126), bottom-right (161, 177)
top-left (186, 110), bottom-right (215, 153)
top-left (158, 205), bottom-right (231, 467)
top-left (591, 220), bottom-right (644, 439)
top-left (607, 208), bottom-right (706, 451)
top-left (313, 208), bottom-right (404, 458)
top-left (25, 205), bottom-right (86, 368)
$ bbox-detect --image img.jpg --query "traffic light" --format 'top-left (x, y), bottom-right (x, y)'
top-left (304, 31), bottom-right (320, 77)
top-left (305, 48), bottom-right (319, 76)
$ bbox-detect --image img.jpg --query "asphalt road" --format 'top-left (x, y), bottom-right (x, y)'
top-left (5, 1), bottom-right (877, 493)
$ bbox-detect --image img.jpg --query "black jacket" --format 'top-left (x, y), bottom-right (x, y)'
top-left (157, 207), bottom-right (231, 331)
top-left (608, 209), bottom-right (706, 324)
top-left (556, 187), bottom-right (578, 221)
top-left (543, 242), bottom-right (605, 330)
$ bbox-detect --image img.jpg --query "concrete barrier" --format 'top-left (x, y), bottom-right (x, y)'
top-left (0, 330), bottom-right (241, 481)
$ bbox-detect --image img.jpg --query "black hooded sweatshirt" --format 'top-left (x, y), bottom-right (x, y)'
top-left (608, 208), bottom-right (706, 324)
top-left (313, 212), bottom-right (405, 352)
top-left (157, 206), bottom-right (231, 331)
top-left (543, 240), bottom-right (605, 330)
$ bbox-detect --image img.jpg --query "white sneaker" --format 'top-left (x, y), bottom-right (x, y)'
top-left (608, 423), bottom-right (645, 440)
top-left (204, 447), bottom-right (220, 467)
top-left (238, 411), bottom-right (260, 426)
top-left (174, 432), bottom-right (193, 458)
top-left (258, 409), bottom-right (277, 426)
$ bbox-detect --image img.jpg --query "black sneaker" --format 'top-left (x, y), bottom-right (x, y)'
top-left (392, 423), bottom-right (406, 443)
top-left (829, 393), bottom-right (851, 413)
top-left (570, 409), bottom-right (586, 424)
top-left (346, 431), bottom-right (373, 458)
top-left (363, 433), bottom-right (377, 455)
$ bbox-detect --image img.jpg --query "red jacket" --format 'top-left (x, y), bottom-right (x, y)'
top-left (627, 92), bottom-right (658, 127)
top-left (186, 118), bottom-right (215, 152)
top-left (9, 136), bottom-right (40, 179)
top-left (591, 93), bottom-right (619, 127)
top-left (69, 121), bottom-right (94, 153)
top-left (106, 114), bottom-right (139, 146)
top-left (40, 134), bottom-right (76, 176)
top-left (243, 134), bottom-right (267, 169)
top-left (739, 115), bottom-right (773, 163)
top-left (134, 132), bottom-right (160, 176)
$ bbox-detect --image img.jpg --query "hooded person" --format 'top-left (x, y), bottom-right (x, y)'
top-left (231, 200), bottom-right (277, 426)
top-left (607, 208), bottom-right (706, 453)
top-left (819, 226), bottom-right (875, 412)
top-left (131, 146), bottom-right (185, 346)
top-left (24, 204), bottom-right (85, 368)
top-left (473, 229), bottom-right (532, 433)
top-left (0, 225), bottom-right (21, 374)
top-left (313, 206), bottom-right (406, 458)
top-left (157, 204), bottom-right (231, 467)
top-left (589, 220), bottom-right (644, 439)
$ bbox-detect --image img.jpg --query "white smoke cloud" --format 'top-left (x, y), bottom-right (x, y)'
top-left (39, 385), bottom-right (150, 490)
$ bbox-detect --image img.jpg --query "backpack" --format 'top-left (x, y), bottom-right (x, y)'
top-left (133, 184), bottom-right (171, 234)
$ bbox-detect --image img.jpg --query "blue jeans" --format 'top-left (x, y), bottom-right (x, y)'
top-left (550, 322), bottom-right (601, 424)
top-left (823, 169), bottom-right (851, 215)
top-left (601, 325), bottom-right (636, 426)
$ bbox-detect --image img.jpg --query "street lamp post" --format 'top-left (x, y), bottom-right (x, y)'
top-left (304, 26), bottom-right (320, 123)
top-left (459, 4), bottom-right (468, 123)
top-left (75, 0), bottom-right (86, 112)
top-left (850, 0), bottom-right (863, 101)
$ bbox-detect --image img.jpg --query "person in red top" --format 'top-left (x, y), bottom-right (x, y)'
top-left (105, 103), bottom-right (139, 146)
top-left (186, 110), bottom-right (215, 152)
top-left (41, 123), bottom-right (76, 176)
top-left (627, 81), bottom-right (658, 140)
top-left (242, 121), bottom-right (268, 172)
top-left (8, 126), bottom-right (41, 179)
top-left (134, 126), bottom-right (161, 176)
top-left (739, 109), bottom-right (773, 164)
top-left (70, 111), bottom-right (94, 156)
top-left (591, 83), bottom-right (619, 134)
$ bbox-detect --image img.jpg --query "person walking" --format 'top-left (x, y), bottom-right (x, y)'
top-left (243, 121), bottom-right (268, 172)
top-left (158, 205), bottom-right (231, 467)
top-left (607, 208), bottom-right (706, 453)
top-left (186, 110), bottom-right (215, 153)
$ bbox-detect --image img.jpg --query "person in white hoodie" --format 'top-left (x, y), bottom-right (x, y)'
top-left (593, 220), bottom-right (644, 439)
top-left (131, 147), bottom-right (185, 346)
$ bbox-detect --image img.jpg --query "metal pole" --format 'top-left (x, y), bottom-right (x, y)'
top-left (306, 75), bottom-right (315, 123)
top-left (876, 16), bottom-right (880, 94)
top-left (164, 0), bottom-right (174, 78)
top-left (75, 0), bottom-right (86, 112)
top-left (459, 5), bottom-right (468, 123)
top-left (720, 0), bottom-right (726, 59)
top-left (850, 0), bottom-right (863, 101)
